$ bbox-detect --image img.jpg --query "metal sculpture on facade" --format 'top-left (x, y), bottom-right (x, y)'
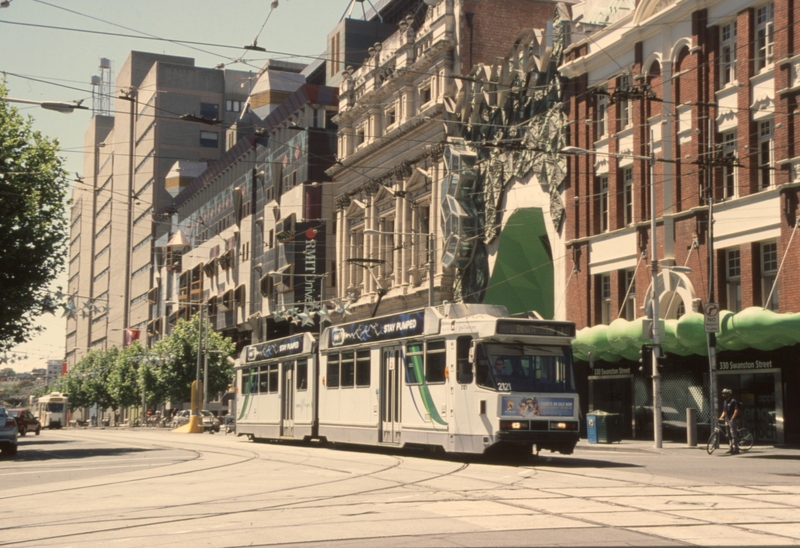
top-left (441, 4), bottom-right (570, 303)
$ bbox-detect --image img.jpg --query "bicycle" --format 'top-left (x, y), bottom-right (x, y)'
top-left (706, 420), bottom-right (754, 454)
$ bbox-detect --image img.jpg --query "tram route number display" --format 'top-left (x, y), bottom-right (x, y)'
top-left (501, 396), bottom-right (574, 417)
top-left (246, 335), bottom-right (306, 363)
top-left (330, 310), bottom-right (425, 347)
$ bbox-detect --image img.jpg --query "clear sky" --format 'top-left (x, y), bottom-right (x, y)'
top-left (1, 0), bottom-right (350, 372)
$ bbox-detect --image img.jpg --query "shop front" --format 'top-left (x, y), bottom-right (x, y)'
top-left (580, 345), bottom-right (799, 444)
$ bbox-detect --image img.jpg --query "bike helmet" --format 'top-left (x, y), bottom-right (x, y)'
top-left (721, 388), bottom-right (732, 396)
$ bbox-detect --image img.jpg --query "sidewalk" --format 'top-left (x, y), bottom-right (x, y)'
top-left (575, 437), bottom-right (800, 455)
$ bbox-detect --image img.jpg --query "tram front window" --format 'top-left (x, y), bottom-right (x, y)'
top-left (46, 403), bottom-right (64, 413)
top-left (476, 343), bottom-right (574, 393)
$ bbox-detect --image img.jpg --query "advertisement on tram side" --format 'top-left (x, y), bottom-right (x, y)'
top-left (500, 396), bottom-right (574, 417)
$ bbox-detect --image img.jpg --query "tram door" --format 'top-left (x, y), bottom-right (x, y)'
top-left (381, 347), bottom-right (402, 444)
top-left (282, 361), bottom-right (294, 437)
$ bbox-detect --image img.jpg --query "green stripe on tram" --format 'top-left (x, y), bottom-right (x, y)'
top-left (238, 376), bottom-right (253, 420)
top-left (407, 350), bottom-right (447, 426)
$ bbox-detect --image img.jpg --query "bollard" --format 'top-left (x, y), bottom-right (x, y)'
top-left (686, 408), bottom-right (697, 447)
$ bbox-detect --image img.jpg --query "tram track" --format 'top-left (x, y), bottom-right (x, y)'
top-left (5, 431), bottom-right (799, 547)
top-left (0, 431), bottom-right (474, 546)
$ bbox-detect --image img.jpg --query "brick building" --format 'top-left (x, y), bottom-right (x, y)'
top-left (560, 0), bottom-right (800, 442)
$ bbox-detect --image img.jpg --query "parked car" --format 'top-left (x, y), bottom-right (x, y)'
top-left (0, 406), bottom-right (19, 456)
top-left (171, 410), bottom-right (220, 433)
top-left (8, 409), bottom-right (41, 437)
top-left (171, 410), bottom-right (191, 429)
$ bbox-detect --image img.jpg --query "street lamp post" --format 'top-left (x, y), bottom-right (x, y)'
top-left (363, 229), bottom-right (435, 306)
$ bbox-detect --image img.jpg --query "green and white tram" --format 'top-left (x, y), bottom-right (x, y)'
top-left (236, 332), bottom-right (318, 441)
top-left (236, 304), bottom-right (580, 456)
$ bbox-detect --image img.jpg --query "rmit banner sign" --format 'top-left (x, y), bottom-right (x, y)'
top-left (293, 222), bottom-right (326, 312)
top-left (330, 310), bottom-right (425, 347)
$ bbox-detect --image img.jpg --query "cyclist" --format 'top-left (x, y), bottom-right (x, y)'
top-left (719, 388), bottom-right (740, 454)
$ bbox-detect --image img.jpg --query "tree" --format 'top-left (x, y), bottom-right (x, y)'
top-left (108, 342), bottom-right (143, 409)
top-left (0, 83), bottom-right (70, 351)
top-left (153, 313), bottom-right (235, 406)
top-left (64, 348), bottom-right (118, 413)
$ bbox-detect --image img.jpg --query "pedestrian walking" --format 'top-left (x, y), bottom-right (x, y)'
top-left (719, 388), bottom-right (740, 454)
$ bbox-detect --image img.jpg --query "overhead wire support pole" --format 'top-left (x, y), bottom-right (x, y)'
top-left (649, 127), bottom-right (662, 450)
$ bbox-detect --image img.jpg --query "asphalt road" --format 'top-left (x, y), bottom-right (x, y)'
top-left (1, 428), bottom-right (799, 547)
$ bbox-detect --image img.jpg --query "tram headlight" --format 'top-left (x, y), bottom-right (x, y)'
top-left (549, 421), bottom-right (578, 431)
top-left (499, 420), bottom-right (528, 431)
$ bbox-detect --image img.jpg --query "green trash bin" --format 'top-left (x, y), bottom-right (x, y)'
top-left (591, 410), bottom-right (622, 443)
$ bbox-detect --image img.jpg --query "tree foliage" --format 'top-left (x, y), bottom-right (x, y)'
top-left (153, 313), bottom-right (235, 405)
top-left (59, 314), bottom-right (234, 411)
top-left (0, 83), bottom-right (70, 351)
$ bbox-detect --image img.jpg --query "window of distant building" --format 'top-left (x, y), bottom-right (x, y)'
top-left (761, 241), bottom-right (778, 311)
top-left (618, 74), bottom-right (631, 129)
top-left (597, 175), bottom-right (609, 232)
top-left (720, 22), bottom-right (737, 86)
top-left (758, 120), bottom-right (773, 190)
top-left (419, 83), bottom-right (432, 107)
top-left (622, 167), bottom-right (633, 225)
top-left (721, 130), bottom-right (737, 198)
top-left (200, 131), bottom-right (219, 148)
top-left (595, 88), bottom-right (608, 138)
top-left (726, 248), bottom-right (741, 312)
top-left (226, 100), bottom-right (242, 113)
top-left (330, 32), bottom-right (341, 77)
top-left (623, 269), bottom-right (636, 321)
top-left (600, 274), bottom-right (611, 324)
top-left (200, 102), bottom-right (219, 121)
top-left (755, 3), bottom-right (774, 71)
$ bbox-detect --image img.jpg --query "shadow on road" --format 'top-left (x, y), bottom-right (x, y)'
top-left (16, 439), bottom-right (75, 446)
top-left (4, 447), bottom-right (152, 462)
top-left (247, 438), bottom-right (640, 469)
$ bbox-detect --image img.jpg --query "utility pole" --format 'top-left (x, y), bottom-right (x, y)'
top-left (649, 128), bottom-right (663, 449)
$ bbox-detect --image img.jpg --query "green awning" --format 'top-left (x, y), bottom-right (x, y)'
top-left (572, 307), bottom-right (800, 362)
top-left (484, 208), bottom-right (553, 318)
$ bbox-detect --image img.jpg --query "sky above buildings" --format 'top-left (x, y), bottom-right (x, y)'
top-left (0, 0), bottom-right (350, 372)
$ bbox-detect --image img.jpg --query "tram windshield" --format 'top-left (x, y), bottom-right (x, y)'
top-left (46, 403), bottom-right (64, 413)
top-left (476, 343), bottom-right (575, 393)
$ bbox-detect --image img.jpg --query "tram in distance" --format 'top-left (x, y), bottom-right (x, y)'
top-left (235, 304), bottom-right (580, 456)
top-left (32, 392), bottom-right (68, 429)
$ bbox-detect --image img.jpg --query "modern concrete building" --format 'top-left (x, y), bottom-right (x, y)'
top-left (153, 60), bottom-right (339, 354)
top-left (65, 52), bottom-right (251, 368)
top-left (560, 0), bottom-right (800, 443)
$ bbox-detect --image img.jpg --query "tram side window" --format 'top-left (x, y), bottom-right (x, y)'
top-left (327, 354), bottom-right (340, 388)
top-left (259, 366), bottom-right (269, 393)
top-left (242, 372), bottom-right (252, 394)
top-left (426, 340), bottom-right (446, 383)
top-left (356, 350), bottom-right (370, 386)
top-left (268, 364), bottom-right (279, 393)
top-left (456, 335), bottom-right (473, 384)
top-left (406, 343), bottom-right (423, 385)
top-left (296, 359), bottom-right (308, 391)
top-left (341, 352), bottom-right (355, 387)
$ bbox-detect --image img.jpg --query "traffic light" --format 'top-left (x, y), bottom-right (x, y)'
top-left (639, 344), bottom-right (653, 376)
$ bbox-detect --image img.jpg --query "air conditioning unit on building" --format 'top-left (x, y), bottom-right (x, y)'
top-left (275, 213), bottom-right (296, 243)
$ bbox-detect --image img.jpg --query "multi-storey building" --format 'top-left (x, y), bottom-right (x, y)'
top-left (154, 59), bottom-right (339, 353)
top-left (560, 0), bottom-right (800, 443)
top-left (66, 52), bottom-right (251, 367)
top-left (328, 0), bottom-right (565, 321)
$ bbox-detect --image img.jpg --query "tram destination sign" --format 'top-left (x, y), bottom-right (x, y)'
top-left (330, 310), bottom-right (425, 347)
top-left (496, 320), bottom-right (575, 338)
top-left (246, 335), bottom-right (306, 363)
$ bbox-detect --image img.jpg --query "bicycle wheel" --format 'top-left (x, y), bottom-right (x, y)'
top-left (707, 431), bottom-right (719, 454)
top-left (738, 429), bottom-right (754, 451)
